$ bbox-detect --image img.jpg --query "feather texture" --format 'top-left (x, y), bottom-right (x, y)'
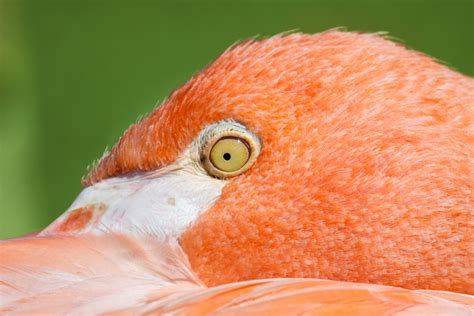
top-left (2, 31), bottom-right (473, 314)
top-left (1, 234), bottom-right (472, 315)
top-left (0, 234), bottom-right (201, 314)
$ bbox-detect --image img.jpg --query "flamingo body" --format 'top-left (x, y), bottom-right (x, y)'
top-left (2, 234), bottom-right (473, 315)
top-left (1, 31), bottom-right (473, 314)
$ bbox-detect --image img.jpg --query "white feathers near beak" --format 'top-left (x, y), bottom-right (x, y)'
top-left (43, 166), bottom-right (225, 238)
top-left (42, 121), bottom-right (259, 239)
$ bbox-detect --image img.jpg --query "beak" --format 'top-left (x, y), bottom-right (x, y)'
top-left (42, 164), bottom-right (225, 239)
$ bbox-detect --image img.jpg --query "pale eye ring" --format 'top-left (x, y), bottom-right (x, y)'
top-left (201, 125), bottom-right (260, 179)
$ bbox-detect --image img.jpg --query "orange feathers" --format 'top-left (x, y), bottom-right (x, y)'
top-left (1, 31), bottom-right (473, 314)
top-left (1, 234), bottom-right (473, 315)
top-left (91, 31), bottom-right (472, 292)
top-left (84, 31), bottom-right (474, 292)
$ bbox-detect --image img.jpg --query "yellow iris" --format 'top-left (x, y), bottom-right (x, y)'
top-left (210, 137), bottom-right (250, 172)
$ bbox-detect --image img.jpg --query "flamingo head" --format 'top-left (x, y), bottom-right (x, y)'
top-left (43, 31), bottom-right (473, 294)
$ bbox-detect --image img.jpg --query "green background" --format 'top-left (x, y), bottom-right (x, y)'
top-left (1, 0), bottom-right (473, 238)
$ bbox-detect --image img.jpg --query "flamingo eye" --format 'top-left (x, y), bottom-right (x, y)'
top-left (201, 122), bottom-right (260, 179)
top-left (210, 137), bottom-right (250, 173)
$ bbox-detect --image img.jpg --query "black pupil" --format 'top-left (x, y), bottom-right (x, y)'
top-left (223, 153), bottom-right (231, 161)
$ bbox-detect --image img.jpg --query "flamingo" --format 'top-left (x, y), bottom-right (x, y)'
top-left (1, 31), bottom-right (473, 315)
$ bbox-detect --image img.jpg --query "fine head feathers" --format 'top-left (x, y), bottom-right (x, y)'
top-left (10, 31), bottom-right (474, 303)
top-left (81, 31), bottom-right (474, 292)
top-left (84, 31), bottom-right (473, 186)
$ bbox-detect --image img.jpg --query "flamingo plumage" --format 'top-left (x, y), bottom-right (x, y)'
top-left (1, 31), bottom-right (473, 315)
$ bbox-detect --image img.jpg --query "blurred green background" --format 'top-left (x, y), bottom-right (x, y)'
top-left (1, 0), bottom-right (473, 238)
